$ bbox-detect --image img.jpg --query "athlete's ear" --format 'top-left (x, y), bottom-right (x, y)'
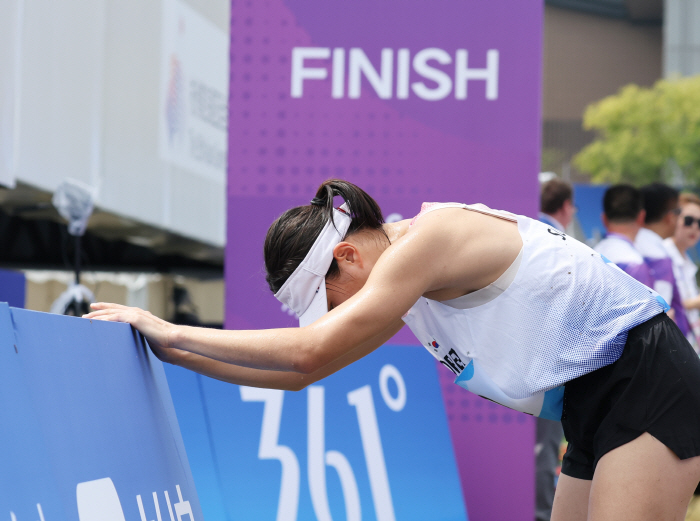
top-left (333, 242), bottom-right (362, 267)
top-left (601, 213), bottom-right (609, 230)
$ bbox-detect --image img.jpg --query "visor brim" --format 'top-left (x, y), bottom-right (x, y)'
top-left (298, 281), bottom-right (329, 327)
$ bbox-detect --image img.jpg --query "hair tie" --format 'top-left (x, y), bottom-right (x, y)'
top-left (310, 197), bottom-right (325, 207)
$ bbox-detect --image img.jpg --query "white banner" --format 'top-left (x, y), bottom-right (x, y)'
top-left (5, 0), bottom-right (227, 247)
top-left (159, 0), bottom-right (229, 182)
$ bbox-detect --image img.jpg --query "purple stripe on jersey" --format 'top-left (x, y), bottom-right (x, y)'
top-left (594, 234), bottom-right (654, 289)
top-left (616, 261), bottom-right (655, 289)
top-left (645, 256), bottom-right (691, 336)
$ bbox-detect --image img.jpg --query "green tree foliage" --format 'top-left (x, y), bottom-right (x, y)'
top-left (574, 75), bottom-right (700, 186)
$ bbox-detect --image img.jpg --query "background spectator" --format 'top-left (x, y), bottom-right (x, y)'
top-left (539, 178), bottom-right (575, 232)
top-left (664, 193), bottom-right (700, 353)
top-left (595, 185), bottom-right (653, 287)
top-left (636, 183), bottom-right (692, 339)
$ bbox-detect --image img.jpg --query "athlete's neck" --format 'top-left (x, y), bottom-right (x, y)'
top-left (383, 219), bottom-right (410, 244)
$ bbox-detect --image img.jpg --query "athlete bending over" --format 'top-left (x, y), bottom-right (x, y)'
top-left (85, 179), bottom-right (700, 521)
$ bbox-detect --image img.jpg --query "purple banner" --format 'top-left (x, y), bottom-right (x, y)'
top-left (227, 1), bottom-right (542, 519)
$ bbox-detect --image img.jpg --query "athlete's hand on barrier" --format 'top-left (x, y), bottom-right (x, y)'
top-left (83, 303), bottom-right (177, 360)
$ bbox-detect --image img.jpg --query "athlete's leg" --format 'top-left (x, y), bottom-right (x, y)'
top-left (588, 433), bottom-right (700, 521)
top-left (551, 474), bottom-right (591, 521)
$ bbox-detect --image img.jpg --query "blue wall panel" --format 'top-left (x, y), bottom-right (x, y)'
top-left (0, 305), bottom-right (202, 521)
top-left (166, 345), bottom-right (468, 521)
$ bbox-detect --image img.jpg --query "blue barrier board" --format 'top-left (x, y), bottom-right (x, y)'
top-left (166, 344), bottom-right (468, 521)
top-left (0, 304), bottom-right (202, 521)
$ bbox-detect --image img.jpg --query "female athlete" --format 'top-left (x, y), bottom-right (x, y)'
top-left (85, 179), bottom-right (700, 521)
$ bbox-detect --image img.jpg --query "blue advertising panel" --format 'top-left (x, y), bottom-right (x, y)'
top-left (0, 268), bottom-right (25, 307)
top-left (166, 345), bottom-right (468, 521)
top-left (573, 184), bottom-right (607, 244)
top-left (0, 304), bottom-right (202, 521)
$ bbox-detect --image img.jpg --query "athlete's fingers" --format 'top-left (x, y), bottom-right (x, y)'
top-left (89, 303), bottom-right (152, 319)
top-left (83, 308), bottom-right (117, 318)
top-left (90, 302), bottom-right (131, 311)
top-left (83, 310), bottom-right (129, 320)
top-left (86, 313), bottom-right (122, 322)
top-left (84, 309), bottom-right (141, 324)
top-left (84, 304), bottom-right (150, 319)
top-left (85, 304), bottom-right (175, 352)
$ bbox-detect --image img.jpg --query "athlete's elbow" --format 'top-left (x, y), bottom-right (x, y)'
top-left (292, 353), bottom-right (321, 375)
top-left (286, 380), bottom-right (309, 392)
top-left (291, 345), bottom-right (325, 375)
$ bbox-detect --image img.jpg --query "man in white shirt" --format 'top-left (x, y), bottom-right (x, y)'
top-left (595, 185), bottom-right (653, 288)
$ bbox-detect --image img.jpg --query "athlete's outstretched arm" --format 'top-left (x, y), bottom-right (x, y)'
top-left (84, 209), bottom-right (494, 376)
top-left (153, 318), bottom-right (404, 391)
top-left (85, 239), bottom-right (428, 374)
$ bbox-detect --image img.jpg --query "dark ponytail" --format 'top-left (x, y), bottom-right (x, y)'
top-left (264, 179), bottom-right (386, 293)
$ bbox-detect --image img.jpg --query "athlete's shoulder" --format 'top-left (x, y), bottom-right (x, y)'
top-left (409, 202), bottom-right (467, 226)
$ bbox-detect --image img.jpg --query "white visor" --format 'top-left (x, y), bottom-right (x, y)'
top-left (274, 203), bottom-right (352, 326)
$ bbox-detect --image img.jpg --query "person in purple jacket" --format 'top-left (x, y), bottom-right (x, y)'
top-left (635, 183), bottom-right (693, 341)
top-left (595, 185), bottom-right (654, 288)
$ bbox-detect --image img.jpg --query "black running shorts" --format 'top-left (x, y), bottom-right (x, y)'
top-left (560, 312), bottom-right (700, 480)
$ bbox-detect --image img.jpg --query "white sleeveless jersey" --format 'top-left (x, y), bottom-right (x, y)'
top-left (401, 203), bottom-right (667, 420)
